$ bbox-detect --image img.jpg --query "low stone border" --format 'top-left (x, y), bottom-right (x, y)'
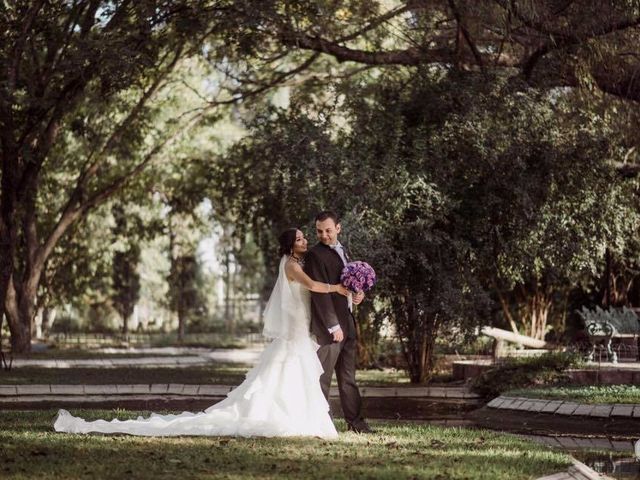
top-left (0, 384), bottom-right (480, 399)
top-left (488, 395), bottom-right (640, 418)
top-left (536, 459), bottom-right (613, 480)
top-left (453, 358), bottom-right (640, 385)
top-left (523, 433), bottom-right (633, 452)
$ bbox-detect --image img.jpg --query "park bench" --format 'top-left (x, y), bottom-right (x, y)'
top-left (577, 306), bottom-right (640, 364)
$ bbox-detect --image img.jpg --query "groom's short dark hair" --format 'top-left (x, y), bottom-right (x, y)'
top-left (315, 210), bottom-right (340, 224)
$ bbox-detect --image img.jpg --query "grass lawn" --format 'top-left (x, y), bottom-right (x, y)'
top-left (0, 366), bottom-right (414, 386)
top-left (0, 410), bottom-right (571, 479)
top-left (506, 385), bottom-right (640, 404)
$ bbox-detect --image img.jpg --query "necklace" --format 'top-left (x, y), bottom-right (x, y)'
top-left (290, 254), bottom-right (305, 267)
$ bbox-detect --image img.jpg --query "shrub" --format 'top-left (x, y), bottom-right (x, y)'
top-left (471, 351), bottom-right (583, 398)
top-left (49, 314), bottom-right (82, 334)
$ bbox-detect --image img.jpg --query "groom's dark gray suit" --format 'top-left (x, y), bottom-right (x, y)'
top-left (304, 242), bottom-right (365, 429)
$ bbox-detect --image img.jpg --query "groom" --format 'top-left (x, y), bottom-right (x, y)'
top-left (304, 210), bottom-right (372, 433)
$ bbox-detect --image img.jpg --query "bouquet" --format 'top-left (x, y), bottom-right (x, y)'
top-left (340, 261), bottom-right (377, 293)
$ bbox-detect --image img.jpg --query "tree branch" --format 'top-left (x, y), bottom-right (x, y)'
top-left (76, 44), bottom-right (185, 190)
top-left (8, 0), bottom-right (46, 89)
top-left (278, 28), bottom-right (519, 68)
top-left (333, 3), bottom-right (416, 44)
top-left (213, 52), bottom-right (321, 105)
top-left (448, 0), bottom-right (485, 72)
top-left (281, 31), bottom-right (444, 66)
top-left (513, 4), bottom-right (640, 79)
top-left (38, 107), bottom-right (203, 268)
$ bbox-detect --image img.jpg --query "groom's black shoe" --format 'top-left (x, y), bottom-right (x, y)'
top-left (347, 421), bottom-right (374, 434)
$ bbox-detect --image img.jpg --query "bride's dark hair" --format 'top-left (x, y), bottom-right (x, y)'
top-left (278, 228), bottom-right (298, 257)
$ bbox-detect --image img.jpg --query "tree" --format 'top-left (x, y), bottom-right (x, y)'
top-left (110, 205), bottom-right (142, 335)
top-left (6, 0), bottom-right (640, 356)
top-left (112, 247), bottom-right (141, 334)
top-left (213, 64), bottom-right (640, 380)
top-left (38, 203), bottom-right (116, 336)
top-left (211, 103), bottom-right (386, 359)
top-left (219, 1), bottom-right (640, 103)
top-left (212, 223), bottom-right (266, 332)
top-left (422, 75), bottom-right (640, 339)
top-left (336, 73), bottom-right (491, 382)
top-left (0, 2), bottom-right (215, 351)
top-left (167, 254), bottom-right (200, 340)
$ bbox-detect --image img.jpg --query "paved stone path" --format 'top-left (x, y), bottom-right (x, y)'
top-left (484, 396), bottom-right (630, 479)
top-left (536, 459), bottom-right (611, 480)
top-left (0, 383), bottom-right (480, 404)
top-left (488, 394), bottom-right (640, 419)
top-left (523, 433), bottom-right (633, 452)
top-left (9, 346), bottom-right (266, 368)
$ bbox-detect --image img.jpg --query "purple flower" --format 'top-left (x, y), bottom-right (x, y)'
top-left (340, 261), bottom-right (377, 293)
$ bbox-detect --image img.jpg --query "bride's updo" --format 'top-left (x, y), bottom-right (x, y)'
top-left (278, 228), bottom-right (298, 257)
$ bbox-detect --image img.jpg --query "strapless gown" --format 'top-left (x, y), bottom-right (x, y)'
top-left (54, 281), bottom-right (338, 438)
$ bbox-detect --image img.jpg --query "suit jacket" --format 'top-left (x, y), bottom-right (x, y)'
top-left (304, 242), bottom-right (356, 346)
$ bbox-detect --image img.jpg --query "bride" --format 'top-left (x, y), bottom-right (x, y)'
top-left (54, 228), bottom-right (348, 439)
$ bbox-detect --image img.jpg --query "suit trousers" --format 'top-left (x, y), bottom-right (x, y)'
top-left (316, 335), bottom-right (364, 426)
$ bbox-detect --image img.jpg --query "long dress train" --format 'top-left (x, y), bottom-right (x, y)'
top-left (53, 266), bottom-right (338, 439)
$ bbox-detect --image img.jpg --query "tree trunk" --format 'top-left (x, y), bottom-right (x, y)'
top-left (396, 298), bottom-right (439, 384)
top-left (525, 287), bottom-right (552, 340)
top-left (177, 278), bottom-right (185, 341)
top-left (419, 333), bottom-right (437, 383)
top-left (177, 307), bottom-right (185, 342)
top-left (122, 314), bottom-right (129, 335)
top-left (5, 266), bottom-right (43, 352)
top-left (604, 248), bottom-right (612, 307)
top-left (5, 283), bottom-right (31, 353)
top-left (41, 306), bottom-right (55, 338)
top-left (2, 147), bottom-right (47, 353)
top-left (224, 251), bottom-right (235, 334)
top-left (0, 227), bottom-right (14, 346)
top-left (2, 260), bottom-right (37, 354)
top-left (354, 301), bottom-right (382, 368)
top-left (9, 322), bottom-right (30, 352)
top-left (0, 163), bottom-right (18, 351)
top-left (407, 332), bottom-right (436, 384)
top-left (497, 290), bottom-right (520, 336)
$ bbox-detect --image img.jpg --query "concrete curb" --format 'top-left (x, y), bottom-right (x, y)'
top-left (522, 433), bottom-right (634, 452)
top-left (487, 395), bottom-right (640, 419)
top-left (0, 384), bottom-right (481, 400)
top-left (536, 459), bottom-right (614, 480)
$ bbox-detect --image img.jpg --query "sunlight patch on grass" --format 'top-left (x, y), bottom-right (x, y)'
top-left (0, 410), bottom-right (571, 480)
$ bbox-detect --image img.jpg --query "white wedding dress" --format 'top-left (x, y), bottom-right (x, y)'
top-left (54, 257), bottom-right (338, 439)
